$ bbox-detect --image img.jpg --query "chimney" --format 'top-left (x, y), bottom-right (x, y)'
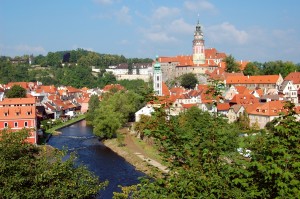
top-left (217, 69), bottom-right (219, 75)
top-left (247, 75), bottom-right (249, 79)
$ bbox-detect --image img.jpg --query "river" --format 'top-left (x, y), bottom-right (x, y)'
top-left (47, 120), bottom-right (145, 199)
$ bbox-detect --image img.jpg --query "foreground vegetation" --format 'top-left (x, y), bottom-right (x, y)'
top-left (0, 129), bottom-right (107, 199)
top-left (114, 102), bottom-right (300, 198)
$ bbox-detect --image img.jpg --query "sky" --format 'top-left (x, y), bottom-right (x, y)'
top-left (1, 0), bottom-right (300, 63)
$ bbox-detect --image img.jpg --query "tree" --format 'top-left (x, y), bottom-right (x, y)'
top-left (246, 101), bottom-right (300, 198)
top-left (224, 55), bottom-right (241, 73)
top-left (86, 95), bottom-right (100, 125)
top-left (180, 73), bottom-right (198, 89)
top-left (243, 62), bottom-right (261, 76)
top-left (0, 129), bottom-right (107, 198)
top-left (92, 91), bottom-right (143, 139)
top-left (6, 85), bottom-right (26, 98)
top-left (115, 107), bottom-right (245, 198)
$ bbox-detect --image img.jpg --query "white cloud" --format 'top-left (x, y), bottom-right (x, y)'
top-left (0, 44), bottom-right (46, 56)
top-left (115, 6), bottom-right (132, 24)
top-left (72, 45), bottom-right (94, 52)
top-left (93, 0), bottom-right (118, 5)
top-left (184, 0), bottom-right (217, 13)
top-left (120, 39), bottom-right (129, 45)
top-left (144, 31), bottom-right (177, 43)
top-left (168, 18), bottom-right (194, 35)
top-left (152, 6), bottom-right (180, 20)
top-left (207, 22), bottom-right (249, 45)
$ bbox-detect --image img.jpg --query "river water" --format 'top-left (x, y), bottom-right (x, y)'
top-left (47, 120), bottom-right (145, 199)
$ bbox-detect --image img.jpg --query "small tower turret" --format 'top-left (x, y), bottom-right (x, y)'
top-left (192, 20), bottom-right (205, 65)
top-left (153, 55), bottom-right (162, 96)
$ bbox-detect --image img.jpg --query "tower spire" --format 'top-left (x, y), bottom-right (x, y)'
top-left (192, 18), bottom-right (205, 65)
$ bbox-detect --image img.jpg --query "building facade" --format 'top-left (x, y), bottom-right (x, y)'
top-left (0, 98), bottom-right (38, 144)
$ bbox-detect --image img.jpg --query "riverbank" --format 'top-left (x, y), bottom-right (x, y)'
top-left (41, 114), bottom-right (86, 144)
top-left (103, 128), bottom-right (168, 177)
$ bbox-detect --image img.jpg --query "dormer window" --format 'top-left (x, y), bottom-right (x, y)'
top-left (4, 112), bottom-right (8, 116)
top-left (27, 111), bottom-right (31, 115)
top-left (16, 112), bottom-right (20, 116)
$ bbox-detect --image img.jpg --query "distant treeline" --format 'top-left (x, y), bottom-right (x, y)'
top-left (0, 49), bottom-right (153, 89)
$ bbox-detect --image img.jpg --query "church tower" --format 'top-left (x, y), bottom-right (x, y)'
top-left (153, 55), bottom-right (162, 96)
top-left (192, 20), bottom-right (205, 65)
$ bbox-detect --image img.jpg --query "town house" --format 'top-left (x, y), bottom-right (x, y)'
top-left (0, 98), bottom-right (38, 144)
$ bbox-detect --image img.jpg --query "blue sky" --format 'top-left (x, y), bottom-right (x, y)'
top-left (1, 0), bottom-right (300, 63)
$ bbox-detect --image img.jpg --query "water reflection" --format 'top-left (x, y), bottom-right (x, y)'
top-left (47, 120), bottom-right (145, 199)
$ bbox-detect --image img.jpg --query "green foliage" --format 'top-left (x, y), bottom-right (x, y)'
top-left (86, 95), bottom-right (100, 124)
top-left (243, 62), bottom-right (261, 76)
top-left (5, 85), bottom-right (27, 98)
top-left (246, 101), bottom-right (300, 198)
top-left (92, 91), bottom-right (144, 139)
top-left (0, 129), bottom-right (107, 198)
top-left (180, 73), bottom-right (198, 89)
top-left (117, 107), bottom-right (246, 198)
top-left (117, 102), bottom-right (300, 198)
top-left (261, 60), bottom-right (298, 78)
top-left (224, 54), bottom-right (241, 73)
top-left (117, 79), bottom-right (154, 104)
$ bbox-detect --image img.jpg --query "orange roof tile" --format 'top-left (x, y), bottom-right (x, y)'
top-left (217, 103), bottom-right (230, 111)
top-left (0, 106), bottom-right (36, 120)
top-left (181, 103), bottom-right (198, 109)
top-left (102, 84), bottom-right (125, 92)
top-left (162, 82), bottom-right (170, 96)
top-left (248, 101), bottom-right (286, 116)
top-left (35, 85), bottom-right (57, 94)
top-left (284, 72), bottom-right (300, 84)
top-left (6, 82), bottom-right (29, 89)
top-left (0, 97), bottom-right (36, 105)
top-left (230, 94), bottom-right (259, 105)
top-left (226, 75), bottom-right (280, 84)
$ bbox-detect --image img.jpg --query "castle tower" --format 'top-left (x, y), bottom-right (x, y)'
top-left (192, 20), bottom-right (205, 65)
top-left (153, 55), bottom-right (162, 96)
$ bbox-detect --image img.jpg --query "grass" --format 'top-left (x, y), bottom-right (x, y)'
top-left (39, 114), bottom-right (86, 144)
top-left (131, 136), bottom-right (164, 164)
top-left (45, 114), bottom-right (86, 134)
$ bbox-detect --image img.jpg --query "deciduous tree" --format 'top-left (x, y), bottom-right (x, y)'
top-left (0, 129), bottom-right (107, 198)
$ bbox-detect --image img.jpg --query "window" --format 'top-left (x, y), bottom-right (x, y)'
top-left (24, 121), bottom-right (28, 127)
top-left (4, 122), bottom-right (8, 128)
top-left (14, 122), bottom-right (18, 128)
top-left (157, 76), bottom-right (159, 81)
top-left (4, 113), bottom-right (8, 116)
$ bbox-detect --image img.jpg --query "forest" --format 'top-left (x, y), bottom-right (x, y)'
top-left (0, 49), bottom-right (153, 89)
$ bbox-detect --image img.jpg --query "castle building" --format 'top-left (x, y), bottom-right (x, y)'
top-left (156, 20), bottom-right (226, 82)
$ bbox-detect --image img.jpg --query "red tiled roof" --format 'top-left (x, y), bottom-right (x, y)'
top-left (66, 86), bottom-right (82, 93)
top-left (230, 94), bottom-right (259, 105)
top-left (226, 75), bottom-right (280, 84)
top-left (162, 82), bottom-right (170, 96)
top-left (102, 84), bottom-right (125, 92)
top-left (248, 101), bottom-right (286, 116)
top-left (0, 106), bottom-right (36, 120)
top-left (170, 87), bottom-right (186, 96)
top-left (284, 72), bottom-right (300, 84)
top-left (35, 85), bottom-right (57, 94)
top-left (217, 103), bottom-right (230, 111)
top-left (7, 82), bottom-right (29, 89)
top-left (0, 97), bottom-right (36, 105)
top-left (181, 103), bottom-right (198, 109)
top-left (235, 86), bottom-right (248, 94)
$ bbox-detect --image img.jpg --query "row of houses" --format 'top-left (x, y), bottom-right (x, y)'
top-left (0, 82), bottom-right (125, 144)
top-left (136, 71), bottom-right (300, 129)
